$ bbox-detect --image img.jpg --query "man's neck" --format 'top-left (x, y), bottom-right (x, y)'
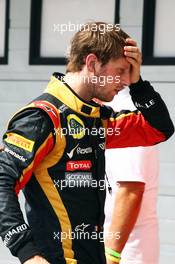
top-left (64, 72), bottom-right (93, 102)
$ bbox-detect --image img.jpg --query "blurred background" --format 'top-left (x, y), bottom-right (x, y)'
top-left (0, 0), bottom-right (175, 263)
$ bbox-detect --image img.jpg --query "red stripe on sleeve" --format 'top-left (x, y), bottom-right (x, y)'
top-left (32, 101), bottom-right (59, 129)
top-left (106, 113), bottom-right (166, 148)
top-left (15, 134), bottom-right (54, 194)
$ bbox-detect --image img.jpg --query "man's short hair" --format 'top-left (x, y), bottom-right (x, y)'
top-left (66, 22), bottom-right (130, 72)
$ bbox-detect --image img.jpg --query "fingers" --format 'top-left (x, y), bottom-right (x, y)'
top-left (124, 50), bottom-right (142, 64)
top-left (124, 46), bottom-right (140, 54)
top-left (124, 38), bottom-right (142, 83)
top-left (125, 56), bottom-right (138, 67)
top-left (125, 38), bottom-right (137, 46)
top-left (124, 43), bottom-right (142, 64)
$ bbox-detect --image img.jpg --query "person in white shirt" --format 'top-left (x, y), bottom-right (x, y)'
top-left (104, 88), bottom-right (160, 264)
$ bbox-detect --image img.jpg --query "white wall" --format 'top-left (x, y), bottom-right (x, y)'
top-left (0, 0), bottom-right (174, 263)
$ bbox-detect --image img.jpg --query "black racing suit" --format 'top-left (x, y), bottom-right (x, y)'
top-left (0, 73), bottom-right (174, 264)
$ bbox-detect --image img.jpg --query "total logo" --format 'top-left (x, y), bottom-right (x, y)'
top-left (67, 144), bottom-right (93, 159)
top-left (66, 160), bottom-right (92, 171)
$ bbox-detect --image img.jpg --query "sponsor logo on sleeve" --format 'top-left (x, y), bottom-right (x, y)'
top-left (135, 99), bottom-right (155, 109)
top-left (4, 224), bottom-right (28, 246)
top-left (33, 102), bottom-right (57, 117)
top-left (4, 147), bottom-right (27, 162)
top-left (4, 133), bottom-right (35, 152)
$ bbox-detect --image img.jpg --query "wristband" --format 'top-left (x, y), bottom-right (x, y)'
top-left (105, 247), bottom-right (121, 259)
top-left (106, 253), bottom-right (120, 263)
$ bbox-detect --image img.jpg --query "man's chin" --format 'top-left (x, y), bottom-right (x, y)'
top-left (101, 98), bottom-right (111, 103)
top-left (94, 93), bottom-right (116, 103)
top-left (105, 94), bottom-right (117, 102)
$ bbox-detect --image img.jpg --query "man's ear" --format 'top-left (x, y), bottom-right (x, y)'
top-left (85, 53), bottom-right (98, 73)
